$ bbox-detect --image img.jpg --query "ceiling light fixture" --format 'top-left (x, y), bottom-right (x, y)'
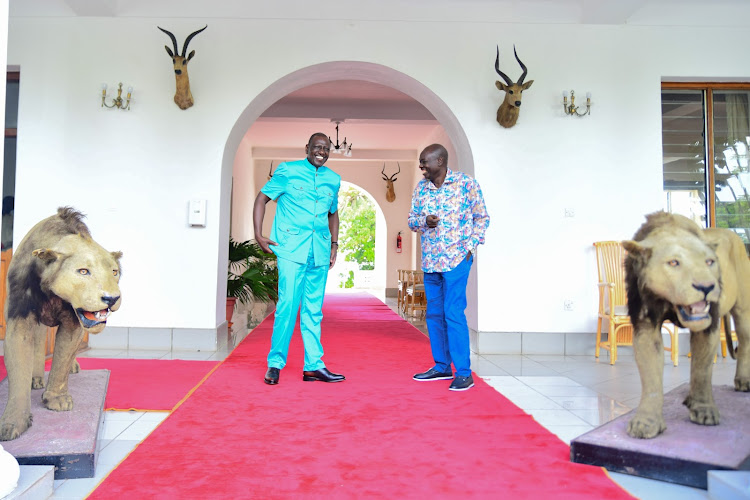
top-left (329, 120), bottom-right (353, 157)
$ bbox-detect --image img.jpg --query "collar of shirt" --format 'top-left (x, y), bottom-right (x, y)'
top-left (427, 168), bottom-right (457, 190)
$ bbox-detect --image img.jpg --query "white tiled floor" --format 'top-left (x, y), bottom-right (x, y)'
top-left (4, 292), bottom-right (743, 499)
top-left (393, 295), bottom-right (738, 500)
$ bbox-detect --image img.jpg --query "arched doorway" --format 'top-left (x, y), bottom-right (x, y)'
top-left (326, 181), bottom-right (387, 295)
top-left (220, 61), bottom-right (478, 328)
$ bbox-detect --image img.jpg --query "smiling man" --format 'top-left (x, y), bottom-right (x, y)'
top-left (253, 133), bottom-right (344, 385)
top-left (408, 144), bottom-right (490, 391)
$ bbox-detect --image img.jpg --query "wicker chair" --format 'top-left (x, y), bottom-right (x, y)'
top-left (594, 241), bottom-right (678, 365)
top-left (403, 270), bottom-right (426, 320)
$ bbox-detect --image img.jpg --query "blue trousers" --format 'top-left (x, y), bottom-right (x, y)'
top-left (423, 255), bottom-right (473, 377)
top-left (267, 248), bottom-right (328, 371)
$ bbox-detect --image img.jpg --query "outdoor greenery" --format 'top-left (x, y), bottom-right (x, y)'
top-left (714, 140), bottom-right (750, 246)
top-left (227, 237), bottom-right (279, 304)
top-left (340, 270), bottom-right (355, 289)
top-left (337, 187), bottom-right (375, 271)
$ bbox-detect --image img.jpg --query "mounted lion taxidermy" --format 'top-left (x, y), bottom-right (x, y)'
top-left (0, 207), bottom-right (122, 441)
top-left (158, 25), bottom-right (207, 110)
top-left (494, 45), bottom-right (534, 128)
top-left (623, 211), bottom-right (750, 439)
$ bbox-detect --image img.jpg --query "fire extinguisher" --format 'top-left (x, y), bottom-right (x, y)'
top-left (396, 231), bottom-right (402, 253)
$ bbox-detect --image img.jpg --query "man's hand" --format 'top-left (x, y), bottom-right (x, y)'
top-left (255, 234), bottom-right (277, 254)
top-left (426, 215), bottom-right (439, 228)
top-left (329, 245), bottom-right (338, 269)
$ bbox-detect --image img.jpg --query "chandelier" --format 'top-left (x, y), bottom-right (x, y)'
top-left (329, 120), bottom-right (353, 157)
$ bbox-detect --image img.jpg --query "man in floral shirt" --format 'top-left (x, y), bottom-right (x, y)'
top-left (408, 144), bottom-right (490, 391)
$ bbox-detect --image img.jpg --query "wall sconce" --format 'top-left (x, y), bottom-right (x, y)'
top-left (101, 82), bottom-right (133, 110)
top-left (562, 90), bottom-right (591, 117)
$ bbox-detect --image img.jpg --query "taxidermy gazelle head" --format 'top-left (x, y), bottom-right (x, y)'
top-left (382, 163), bottom-right (400, 203)
top-left (158, 25), bottom-right (207, 110)
top-left (494, 45), bottom-right (534, 128)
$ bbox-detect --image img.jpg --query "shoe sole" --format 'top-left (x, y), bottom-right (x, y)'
top-left (449, 383), bottom-right (474, 391)
top-left (264, 378), bottom-right (278, 385)
top-left (302, 376), bottom-right (345, 382)
top-left (413, 375), bottom-right (454, 381)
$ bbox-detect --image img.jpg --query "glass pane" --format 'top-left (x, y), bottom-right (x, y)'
top-left (662, 90), bottom-right (707, 227)
top-left (713, 90), bottom-right (750, 250)
top-left (4, 79), bottom-right (19, 129)
top-left (2, 137), bottom-right (15, 251)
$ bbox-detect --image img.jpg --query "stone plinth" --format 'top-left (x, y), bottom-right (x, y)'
top-left (0, 370), bottom-right (109, 479)
top-left (571, 383), bottom-right (750, 489)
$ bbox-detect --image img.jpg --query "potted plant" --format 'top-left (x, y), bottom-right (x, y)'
top-left (227, 237), bottom-right (278, 327)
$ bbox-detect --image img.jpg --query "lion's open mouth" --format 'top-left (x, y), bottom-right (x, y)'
top-left (76, 308), bottom-right (111, 329)
top-left (677, 301), bottom-right (710, 322)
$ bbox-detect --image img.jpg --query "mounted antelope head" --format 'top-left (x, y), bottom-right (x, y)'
top-left (158, 25), bottom-right (207, 110)
top-left (382, 163), bottom-right (400, 203)
top-left (494, 45), bottom-right (534, 128)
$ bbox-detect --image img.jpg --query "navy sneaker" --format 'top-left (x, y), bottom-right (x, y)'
top-left (449, 375), bottom-right (474, 391)
top-left (413, 368), bottom-right (454, 381)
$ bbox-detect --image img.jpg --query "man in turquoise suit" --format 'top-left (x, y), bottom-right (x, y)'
top-left (253, 133), bottom-right (345, 385)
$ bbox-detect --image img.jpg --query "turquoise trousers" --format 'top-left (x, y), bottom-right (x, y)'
top-left (267, 248), bottom-right (328, 371)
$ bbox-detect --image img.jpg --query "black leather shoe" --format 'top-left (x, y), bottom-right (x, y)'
top-left (302, 367), bottom-right (345, 383)
top-left (413, 368), bottom-right (453, 381)
top-left (264, 367), bottom-right (280, 385)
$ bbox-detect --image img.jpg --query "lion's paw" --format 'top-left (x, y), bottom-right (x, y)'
top-left (688, 404), bottom-right (720, 425)
top-left (42, 393), bottom-right (73, 412)
top-left (69, 360), bottom-right (80, 374)
top-left (0, 414), bottom-right (33, 441)
top-left (31, 376), bottom-right (45, 390)
top-left (627, 413), bottom-right (666, 439)
top-left (735, 377), bottom-right (750, 392)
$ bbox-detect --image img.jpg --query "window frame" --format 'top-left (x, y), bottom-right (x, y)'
top-left (662, 81), bottom-right (750, 227)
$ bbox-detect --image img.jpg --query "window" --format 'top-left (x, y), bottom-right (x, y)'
top-left (662, 83), bottom-right (750, 250)
top-left (3, 72), bottom-right (18, 251)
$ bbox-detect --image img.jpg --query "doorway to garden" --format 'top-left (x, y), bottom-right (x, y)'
top-left (327, 182), bottom-right (386, 293)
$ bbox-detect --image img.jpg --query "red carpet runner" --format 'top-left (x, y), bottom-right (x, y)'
top-left (89, 293), bottom-right (632, 499)
top-left (0, 358), bottom-right (217, 411)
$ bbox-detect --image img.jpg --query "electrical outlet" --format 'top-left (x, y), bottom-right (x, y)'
top-left (564, 299), bottom-right (574, 311)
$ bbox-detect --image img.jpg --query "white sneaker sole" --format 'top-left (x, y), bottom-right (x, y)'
top-left (449, 383), bottom-right (475, 391)
top-left (413, 375), bottom-right (453, 381)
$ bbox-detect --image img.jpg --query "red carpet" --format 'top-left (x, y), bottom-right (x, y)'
top-left (0, 357), bottom-right (218, 411)
top-left (89, 293), bottom-right (632, 499)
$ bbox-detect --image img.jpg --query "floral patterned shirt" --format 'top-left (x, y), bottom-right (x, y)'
top-left (408, 169), bottom-right (490, 272)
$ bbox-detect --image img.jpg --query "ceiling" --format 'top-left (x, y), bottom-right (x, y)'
top-left (254, 81), bottom-right (439, 153)
top-left (11, 0), bottom-right (750, 25)
top-left (11, 0), bottom-right (748, 162)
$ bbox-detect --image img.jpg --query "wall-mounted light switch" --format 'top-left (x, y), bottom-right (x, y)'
top-left (189, 199), bottom-right (207, 227)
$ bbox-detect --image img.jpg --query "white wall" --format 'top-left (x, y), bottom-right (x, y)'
top-left (7, 16), bottom-right (750, 338)
top-left (0, 2), bottom-right (7, 200)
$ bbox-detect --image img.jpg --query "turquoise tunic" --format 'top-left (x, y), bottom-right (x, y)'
top-left (261, 159), bottom-right (340, 267)
top-left (259, 158), bottom-right (340, 370)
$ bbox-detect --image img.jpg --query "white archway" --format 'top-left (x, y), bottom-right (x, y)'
top-left (219, 61), bottom-right (477, 328)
